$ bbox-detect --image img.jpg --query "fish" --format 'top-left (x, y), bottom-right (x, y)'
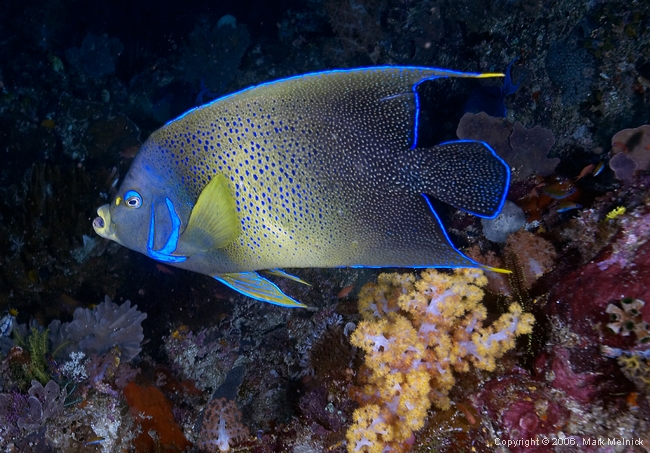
top-left (0, 308), bottom-right (17, 337)
top-left (338, 285), bottom-right (355, 299)
top-left (84, 436), bottom-right (105, 446)
top-left (93, 66), bottom-right (510, 307)
top-left (556, 200), bottom-right (582, 213)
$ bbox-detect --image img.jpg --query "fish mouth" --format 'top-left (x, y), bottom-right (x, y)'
top-left (93, 204), bottom-right (118, 242)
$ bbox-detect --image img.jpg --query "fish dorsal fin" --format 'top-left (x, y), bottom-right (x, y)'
top-left (182, 174), bottom-right (240, 250)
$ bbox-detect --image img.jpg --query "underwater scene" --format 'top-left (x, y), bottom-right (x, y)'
top-left (0, 0), bottom-right (649, 451)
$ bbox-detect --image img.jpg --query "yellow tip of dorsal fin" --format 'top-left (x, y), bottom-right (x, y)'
top-left (183, 173), bottom-right (241, 250)
top-left (481, 265), bottom-right (512, 274)
top-left (474, 72), bottom-right (506, 78)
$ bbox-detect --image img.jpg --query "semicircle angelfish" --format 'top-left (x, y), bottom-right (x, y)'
top-left (93, 66), bottom-right (510, 308)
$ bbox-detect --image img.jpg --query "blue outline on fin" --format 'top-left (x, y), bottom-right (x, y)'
top-left (434, 139), bottom-right (511, 219)
top-left (214, 272), bottom-right (306, 308)
top-left (420, 193), bottom-right (484, 268)
top-left (146, 198), bottom-right (188, 263)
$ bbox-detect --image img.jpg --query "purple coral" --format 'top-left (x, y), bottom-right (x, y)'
top-left (17, 380), bottom-right (66, 430)
top-left (609, 124), bottom-right (650, 184)
top-left (457, 112), bottom-right (559, 181)
top-left (609, 152), bottom-right (637, 185)
top-left (0, 391), bottom-right (28, 435)
top-left (49, 296), bottom-right (147, 362)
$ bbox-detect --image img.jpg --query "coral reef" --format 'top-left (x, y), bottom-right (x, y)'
top-left (17, 380), bottom-right (66, 430)
top-left (605, 298), bottom-right (650, 342)
top-left (324, 0), bottom-right (384, 63)
top-left (162, 324), bottom-right (239, 392)
top-left (347, 269), bottom-right (534, 452)
top-left (49, 296), bottom-right (147, 362)
top-left (65, 33), bottom-right (124, 79)
top-left (177, 15), bottom-right (251, 98)
top-left (197, 397), bottom-right (249, 452)
top-left (476, 373), bottom-right (570, 453)
top-left (609, 124), bottom-right (650, 184)
top-left (480, 200), bottom-right (526, 243)
top-left (595, 207), bottom-right (650, 272)
top-left (467, 230), bottom-right (557, 298)
top-left (457, 112), bottom-right (559, 181)
top-left (545, 24), bottom-right (596, 106)
top-left (123, 381), bottom-right (193, 451)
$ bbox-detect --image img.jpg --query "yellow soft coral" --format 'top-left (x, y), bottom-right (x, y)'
top-left (347, 269), bottom-right (535, 453)
top-left (346, 404), bottom-right (391, 453)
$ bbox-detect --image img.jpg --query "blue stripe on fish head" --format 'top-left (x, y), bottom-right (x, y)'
top-left (146, 198), bottom-right (188, 263)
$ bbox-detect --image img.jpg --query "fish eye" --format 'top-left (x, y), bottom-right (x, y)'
top-left (124, 190), bottom-right (142, 209)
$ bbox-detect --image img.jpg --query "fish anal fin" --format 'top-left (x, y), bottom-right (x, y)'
top-left (214, 272), bottom-right (307, 308)
top-left (182, 174), bottom-right (240, 251)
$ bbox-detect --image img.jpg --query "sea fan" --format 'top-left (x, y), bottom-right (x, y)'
top-left (49, 296), bottom-right (147, 362)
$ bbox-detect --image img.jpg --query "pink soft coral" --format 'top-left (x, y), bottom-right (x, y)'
top-left (197, 398), bottom-right (249, 452)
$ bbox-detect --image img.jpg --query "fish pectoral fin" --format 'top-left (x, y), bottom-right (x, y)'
top-left (418, 140), bottom-right (510, 218)
top-left (214, 272), bottom-right (307, 308)
top-left (182, 174), bottom-right (241, 251)
top-left (262, 269), bottom-right (311, 286)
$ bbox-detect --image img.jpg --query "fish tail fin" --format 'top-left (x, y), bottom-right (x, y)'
top-left (414, 139), bottom-right (510, 218)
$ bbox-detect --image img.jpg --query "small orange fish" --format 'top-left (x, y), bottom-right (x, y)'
top-left (338, 285), bottom-right (354, 298)
top-left (84, 436), bottom-right (105, 446)
top-left (556, 200), bottom-right (582, 213)
top-left (543, 181), bottom-right (575, 199)
top-left (121, 145), bottom-right (140, 159)
top-left (456, 401), bottom-right (478, 426)
top-left (627, 391), bottom-right (639, 409)
top-left (576, 163), bottom-right (594, 180)
top-left (155, 264), bottom-right (175, 275)
top-left (593, 161), bottom-right (604, 176)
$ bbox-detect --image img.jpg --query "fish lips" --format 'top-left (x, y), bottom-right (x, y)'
top-left (93, 204), bottom-right (120, 243)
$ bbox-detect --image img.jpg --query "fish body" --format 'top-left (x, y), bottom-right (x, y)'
top-left (93, 67), bottom-right (510, 307)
